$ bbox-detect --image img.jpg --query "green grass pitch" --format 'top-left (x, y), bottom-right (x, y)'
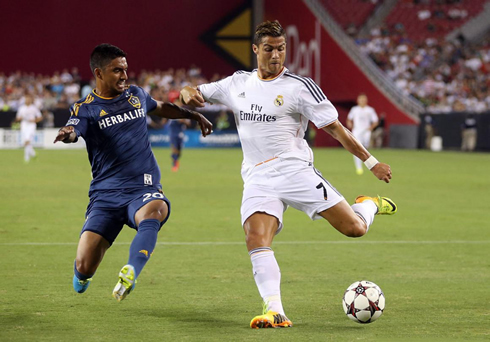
top-left (1, 147), bottom-right (489, 341)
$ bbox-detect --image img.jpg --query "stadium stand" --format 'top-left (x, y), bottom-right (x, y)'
top-left (318, 0), bottom-right (381, 35)
top-left (316, 0), bottom-right (490, 113)
top-left (384, 0), bottom-right (487, 42)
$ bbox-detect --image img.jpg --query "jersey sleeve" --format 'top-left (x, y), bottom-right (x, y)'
top-left (370, 108), bottom-right (379, 123)
top-left (137, 86), bottom-right (157, 112)
top-left (297, 81), bottom-right (338, 128)
top-left (65, 104), bottom-right (89, 139)
top-left (347, 107), bottom-right (355, 121)
top-left (15, 107), bottom-right (23, 120)
top-left (198, 75), bottom-right (233, 107)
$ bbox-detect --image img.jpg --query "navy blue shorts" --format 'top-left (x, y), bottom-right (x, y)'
top-left (81, 186), bottom-right (171, 245)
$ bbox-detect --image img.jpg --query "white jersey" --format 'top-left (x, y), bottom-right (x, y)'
top-left (16, 104), bottom-right (41, 132)
top-left (347, 105), bottom-right (378, 134)
top-left (199, 68), bottom-right (338, 168)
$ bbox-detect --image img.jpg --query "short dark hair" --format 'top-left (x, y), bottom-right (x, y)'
top-left (90, 44), bottom-right (127, 76)
top-left (254, 20), bottom-right (286, 46)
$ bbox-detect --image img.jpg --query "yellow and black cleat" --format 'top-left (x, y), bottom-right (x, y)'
top-left (250, 310), bottom-right (292, 329)
top-left (355, 195), bottom-right (397, 215)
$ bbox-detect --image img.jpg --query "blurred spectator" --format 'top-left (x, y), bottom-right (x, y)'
top-left (424, 115), bottom-right (435, 149)
top-left (41, 109), bottom-right (55, 128)
top-left (216, 110), bottom-right (231, 131)
top-left (370, 112), bottom-right (386, 148)
top-left (461, 115), bottom-right (477, 151)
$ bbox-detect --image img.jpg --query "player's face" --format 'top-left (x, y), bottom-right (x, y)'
top-left (358, 95), bottom-right (368, 106)
top-left (97, 57), bottom-right (128, 97)
top-left (253, 36), bottom-right (286, 79)
top-left (24, 95), bottom-right (33, 105)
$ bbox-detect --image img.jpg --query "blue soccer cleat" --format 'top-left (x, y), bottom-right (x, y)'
top-left (73, 274), bottom-right (92, 293)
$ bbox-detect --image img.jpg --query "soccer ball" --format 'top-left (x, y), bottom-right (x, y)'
top-left (342, 280), bottom-right (385, 324)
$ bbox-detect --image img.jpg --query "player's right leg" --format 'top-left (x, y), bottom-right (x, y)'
top-left (73, 231), bottom-right (110, 293)
top-left (73, 207), bottom-right (123, 294)
top-left (243, 211), bottom-right (292, 329)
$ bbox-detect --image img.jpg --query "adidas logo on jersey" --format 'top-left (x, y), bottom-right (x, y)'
top-left (238, 92), bottom-right (245, 98)
top-left (99, 109), bottom-right (108, 117)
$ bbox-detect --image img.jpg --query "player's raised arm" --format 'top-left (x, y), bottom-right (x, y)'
top-left (54, 126), bottom-right (77, 143)
top-left (150, 100), bottom-right (213, 137)
top-left (322, 120), bottom-right (392, 183)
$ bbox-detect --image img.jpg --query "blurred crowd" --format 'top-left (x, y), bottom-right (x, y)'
top-left (2, 20), bottom-right (489, 117)
top-left (356, 26), bottom-right (490, 113)
top-left (0, 65), bottom-right (229, 116)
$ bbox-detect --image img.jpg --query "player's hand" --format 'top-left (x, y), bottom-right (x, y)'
top-left (181, 87), bottom-right (205, 108)
top-left (371, 162), bottom-right (392, 183)
top-left (194, 112), bottom-right (213, 137)
top-left (54, 126), bottom-right (75, 143)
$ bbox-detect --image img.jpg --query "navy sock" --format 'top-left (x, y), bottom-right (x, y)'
top-left (171, 153), bottom-right (179, 165)
top-left (74, 260), bottom-right (93, 280)
top-left (128, 219), bottom-right (161, 278)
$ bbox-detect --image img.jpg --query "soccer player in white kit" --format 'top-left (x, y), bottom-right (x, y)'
top-left (14, 94), bottom-right (42, 162)
top-left (346, 94), bottom-right (379, 175)
top-left (180, 21), bottom-right (397, 329)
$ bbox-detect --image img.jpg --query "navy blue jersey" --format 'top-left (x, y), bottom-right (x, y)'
top-left (65, 85), bottom-right (159, 195)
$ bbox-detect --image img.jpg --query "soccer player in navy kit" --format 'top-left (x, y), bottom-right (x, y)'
top-left (167, 93), bottom-right (191, 172)
top-left (54, 44), bottom-right (212, 301)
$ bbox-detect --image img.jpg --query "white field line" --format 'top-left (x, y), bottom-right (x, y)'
top-left (0, 240), bottom-right (489, 246)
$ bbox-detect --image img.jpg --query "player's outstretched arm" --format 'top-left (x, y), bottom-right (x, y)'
top-left (180, 86), bottom-right (205, 108)
top-left (151, 101), bottom-right (213, 137)
top-left (322, 120), bottom-right (392, 183)
top-left (54, 126), bottom-right (77, 144)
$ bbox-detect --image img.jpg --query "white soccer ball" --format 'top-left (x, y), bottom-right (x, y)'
top-left (342, 280), bottom-right (385, 324)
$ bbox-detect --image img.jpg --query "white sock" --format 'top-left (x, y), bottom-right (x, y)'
top-left (249, 248), bottom-right (285, 315)
top-left (24, 146), bottom-right (30, 162)
top-left (354, 156), bottom-right (363, 171)
top-left (351, 200), bottom-right (377, 231)
top-left (28, 145), bottom-right (36, 157)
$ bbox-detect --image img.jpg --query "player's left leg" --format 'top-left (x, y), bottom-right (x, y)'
top-left (113, 195), bottom-right (170, 301)
top-left (319, 195), bottom-right (397, 237)
top-left (319, 200), bottom-right (371, 237)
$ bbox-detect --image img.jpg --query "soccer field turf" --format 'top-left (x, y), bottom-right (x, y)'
top-left (1, 148), bottom-right (489, 341)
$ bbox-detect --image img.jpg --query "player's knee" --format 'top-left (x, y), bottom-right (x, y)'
top-left (146, 202), bottom-right (169, 222)
top-left (245, 230), bottom-right (270, 249)
top-left (343, 221), bottom-right (367, 238)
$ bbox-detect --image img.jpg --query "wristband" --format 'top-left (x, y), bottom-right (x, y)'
top-left (364, 155), bottom-right (379, 170)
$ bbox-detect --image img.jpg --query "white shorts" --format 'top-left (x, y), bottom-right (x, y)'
top-left (353, 130), bottom-right (371, 148)
top-left (240, 158), bottom-right (344, 233)
top-left (20, 126), bottom-right (36, 144)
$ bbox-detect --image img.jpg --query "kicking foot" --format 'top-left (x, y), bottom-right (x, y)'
top-left (355, 195), bottom-right (397, 215)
